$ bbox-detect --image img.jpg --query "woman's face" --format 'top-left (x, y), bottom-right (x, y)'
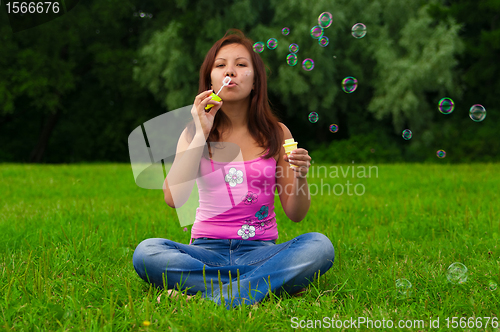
top-left (211, 43), bottom-right (255, 102)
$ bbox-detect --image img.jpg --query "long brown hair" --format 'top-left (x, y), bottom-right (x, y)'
top-left (187, 29), bottom-right (283, 160)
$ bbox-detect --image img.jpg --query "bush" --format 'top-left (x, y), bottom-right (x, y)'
top-left (310, 132), bottom-right (403, 164)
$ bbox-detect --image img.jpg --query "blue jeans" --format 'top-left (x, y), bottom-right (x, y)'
top-left (132, 232), bottom-right (334, 309)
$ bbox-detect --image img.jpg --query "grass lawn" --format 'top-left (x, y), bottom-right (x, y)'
top-left (1, 163), bottom-right (499, 331)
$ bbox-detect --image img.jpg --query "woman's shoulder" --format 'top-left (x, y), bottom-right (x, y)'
top-left (277, 122), bottom-right (293, 139)
top-left (266, 122), bottom-right (293, 163)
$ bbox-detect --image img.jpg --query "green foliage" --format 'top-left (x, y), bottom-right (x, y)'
top-left (367, 3), bottom-right (464, 133)
top-left (0, 0), bottom-right (172, 162)
top-left (0, 0), bottom-right (497, 163)
top-left (311, 132), bottom-right (404, 164)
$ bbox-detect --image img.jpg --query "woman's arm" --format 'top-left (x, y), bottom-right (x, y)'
top-left (163, 129), bottom-right (206, 208)
top-left (276, 123), bottom-right (311, 222)
top-left (164, 89), bottom-right (223, 208)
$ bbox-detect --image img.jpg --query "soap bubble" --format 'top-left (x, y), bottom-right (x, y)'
top-left (329, 124), bottom-right (339, 133)
top-left (308, 112), bottom-right (319, 123)
top-left (436, 150), bottom-right (446, 159)
top-left (253, 42), bottom-right (265, 53)
top-left (488, 280), bottom-right (498, 291)
top-left (352, 23), bottom-right (367, 38)
top-left (402, 129), bottom-right (412, 140)
top-left (318, 12), bottom-right (333, 29)
top-left (438, 97), bottom-right (455, 114)
top-left (395, 279), bottom-right (412, 297)
top-left (318, 36), bottom-right (329, 47)
top-left (267, 38), bottom-right (278, 50)
top-left (289, 43), bottom-right (299, 53)
top-left (286, 53), bottom-right (298, 66)
top-left (310, 25), bottom-right (324, 39)
top-left (302, 58), bottom-right (315, 71)
top-left (447, 263), bottom-right (468, 284)
top-left (282, 27), bottom-right (290, 36)
top-left (469, 104), bottom-right (486, 122)
top-left (342, 77), bottom-right (358, 93)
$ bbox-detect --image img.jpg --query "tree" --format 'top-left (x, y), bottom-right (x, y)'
top-left (0, 0), bottom-right (176, 162)
top-left (1, 0), bottom-right (489, 163)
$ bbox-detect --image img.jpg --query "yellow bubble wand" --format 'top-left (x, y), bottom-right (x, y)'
top-left (205, 77), bottom-right (231, 110)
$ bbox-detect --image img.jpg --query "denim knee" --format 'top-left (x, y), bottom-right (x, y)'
top-left (301, 232), bottom-right (335, 270)
top-left (132, 238), bottom-right (163, 273)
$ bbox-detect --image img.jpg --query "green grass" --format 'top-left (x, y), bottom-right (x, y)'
top-left (1, 163), bottom-right (500, 331)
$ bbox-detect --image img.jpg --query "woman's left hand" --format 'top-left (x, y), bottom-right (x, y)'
top-left (284, 148), bottom-right (311, 178)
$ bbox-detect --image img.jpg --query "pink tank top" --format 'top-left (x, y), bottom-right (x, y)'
top-left (190, 148), bottom-right (278, 242)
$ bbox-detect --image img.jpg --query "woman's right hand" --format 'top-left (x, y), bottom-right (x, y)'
top-left (191, 90), bottom-right (223, 139)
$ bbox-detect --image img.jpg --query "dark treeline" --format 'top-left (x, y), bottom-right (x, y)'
top-left (0, 0), bottom-right (498, 164)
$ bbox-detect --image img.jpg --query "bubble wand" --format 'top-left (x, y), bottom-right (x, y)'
top-left (205, 77), bottom-right (231, 110)
top-left (216, 76), bottom-right (232, 95)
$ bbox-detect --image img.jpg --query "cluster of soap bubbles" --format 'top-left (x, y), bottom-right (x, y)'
top-left (438, 98), bottom-right (487, 122)
top-left (402, 97), bottom-right (487, 158)
top-left (267, 14), bottom-right (486, 150)
top-left (253, 11), bottom-right (366, 76)
top-left (252, 13), bottom-right (370, 135)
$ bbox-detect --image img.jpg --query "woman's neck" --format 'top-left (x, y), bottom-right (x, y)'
top-left (221, 99), bottom-right (250, 131)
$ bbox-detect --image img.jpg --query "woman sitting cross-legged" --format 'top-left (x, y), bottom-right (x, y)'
top-left (132, 29), bottom-right (335, 309)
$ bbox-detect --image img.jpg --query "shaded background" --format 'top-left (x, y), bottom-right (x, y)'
top-left (0, 0), bottom-right (498, 164)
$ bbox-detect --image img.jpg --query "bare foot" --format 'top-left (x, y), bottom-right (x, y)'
top-left (291, 288), bottom-right (307, 297)
top-left (157, 289), bottom-right (193, 303)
